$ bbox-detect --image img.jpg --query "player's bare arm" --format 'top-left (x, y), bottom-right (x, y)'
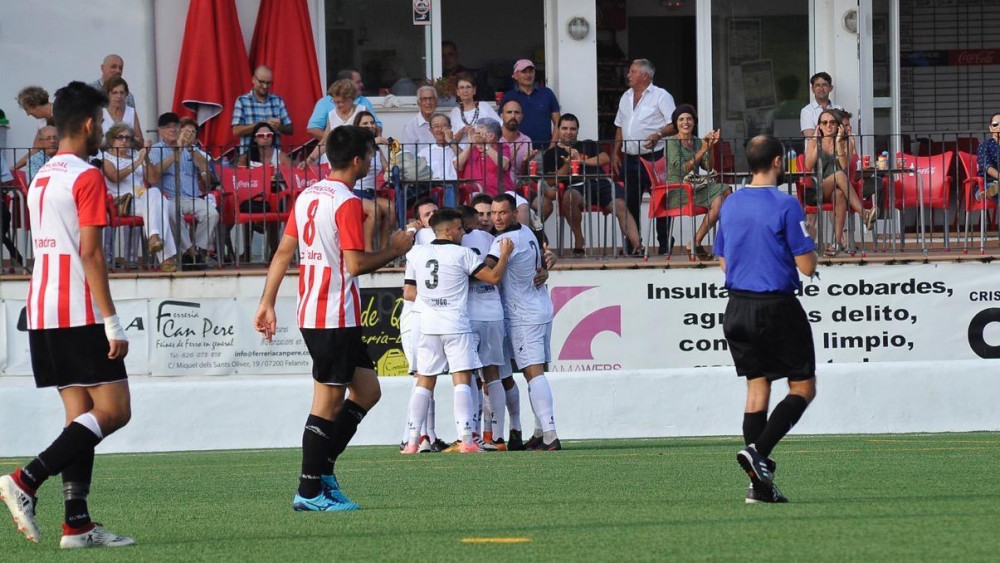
top-left (344, 230), bottom-right (413, 276)
top-left (254, 233), bottom-right (299, 341)
top-left (475, 238), bottom-right (513, 285)
top-left (79, 226), bottom-right (128, 360)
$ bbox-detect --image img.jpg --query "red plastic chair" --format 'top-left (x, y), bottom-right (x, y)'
top-left (217, 166), bottom-right (292, 264)
top-left (640, 158), bottom-right (707, 261)
top-left (884, 152), bottom-right (953, 251)
top-left (958, 151), bottom-right (997, 254)
top-left (105, 193), bottom-right (147, 271)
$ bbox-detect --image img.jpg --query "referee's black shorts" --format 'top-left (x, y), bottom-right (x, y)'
top-left (723, 290), bottom-right (815, 381)
top-left (300, 326), bottom-right (375, 386)
top-left (29, 324), bottom-right (128, 389)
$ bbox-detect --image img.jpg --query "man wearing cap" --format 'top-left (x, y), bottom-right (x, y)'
top-left (149, 112), bottom-right (213, 264)
top-left (500, 60), bottom-right (560, 150)
top-left (88, 54), bottom-right (136, 108)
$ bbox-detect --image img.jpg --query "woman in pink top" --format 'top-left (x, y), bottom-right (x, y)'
top-left (456, 118), bottom-right (511, 197)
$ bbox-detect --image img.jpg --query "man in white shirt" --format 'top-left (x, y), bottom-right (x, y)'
top-left (401, 208), bottom-right (512, 454)
top-left (417, 114), bottom-right (460, 182)
top-left (402, 86), bottom-right (439, 150)
top-left (487, 194), bottom-right (560, 450)
top-left (611, 59), bottom-right (677, 255)
top-left (800, 72), bottom-right (843, 139)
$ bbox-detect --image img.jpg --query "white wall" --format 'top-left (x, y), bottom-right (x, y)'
top-left (811, 0), bottom-right (862, 118)
top-left (546, 0), bottom-right (599, 139)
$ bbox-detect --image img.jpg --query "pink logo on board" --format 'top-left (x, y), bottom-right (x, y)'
top-left (550, 286), bottom-right (622, 361)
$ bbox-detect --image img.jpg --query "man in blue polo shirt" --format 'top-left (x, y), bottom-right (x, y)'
top-left (714, 134), bottom-right (817, 505)
top-left (500, 60), bottom-right (560, 149)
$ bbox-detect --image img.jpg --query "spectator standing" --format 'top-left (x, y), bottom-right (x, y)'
top-left (14, 87), bottom-right (55, 170)
top-left (500, 60), bottom-right (560, 149)
top-left (101, 77), bottom-right (144, 148)
top-left (611, 59), bottom-right (677, 255)
top-left (306, 69), bottom-right (381, 142)
top-left (402, 85), bottom-right (439, 149)
top-left (303, 79), bottom-right (365, 166)
top-left (441, 40), bottom-right (492, 102)
top-left (231, 65), bottom-right (293, 151)
top-left (88, 53), bottom-right (135, 108)
top-left (449, 73), bottom-right (501, 147)
top-left (800, 72), bottom-right (842, 138)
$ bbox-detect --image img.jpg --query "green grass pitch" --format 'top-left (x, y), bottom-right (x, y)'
top-left (1, 433), bottom-right (998, 561)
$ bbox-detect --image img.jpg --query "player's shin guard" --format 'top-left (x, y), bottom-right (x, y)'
top-left (61, 448), bottom-right (94, 530)
top-left (453, 384), bottom-right (474, 444)
top-left (486, 380), bottom-right (506, 437)
top-left (503, 378), bottom-right (522, 432)
top-left (328, 400), bottom-right (368, 470)
top-left (743, 411), bottom-right (768, 446)
top-left (754, 395), bottom-right (809, 457)
top-left (19, 415), bottom-right (103, 492)
top-left (527, 376), bottom-right (557, 439)
top-left (299, 414), bottom-right (334, 499)
top-left (425, 396), bottom-right (437, 442)
top-left (470, 382), bottom-right (482, 435)
top-left (407, 387), bottom-right (433, 445)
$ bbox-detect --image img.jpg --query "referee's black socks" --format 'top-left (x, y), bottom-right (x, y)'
top-left (742, 411), bottom-right (768, 446)
top-left (754, 395), bottom-right (809, 458)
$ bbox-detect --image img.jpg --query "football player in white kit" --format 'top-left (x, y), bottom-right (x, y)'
top-left (488, 193), bottom-right (561, 450)
top-left (401, 208), bottom-right (513, 453)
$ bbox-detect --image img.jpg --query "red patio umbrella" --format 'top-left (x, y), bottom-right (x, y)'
top-left (249, 0), bottom-right (323, 150)
top-left (172, 0), bottom-right (252, 156)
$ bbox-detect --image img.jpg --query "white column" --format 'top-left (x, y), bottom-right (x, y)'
top-left (546, 0), bottom-right (599, 140)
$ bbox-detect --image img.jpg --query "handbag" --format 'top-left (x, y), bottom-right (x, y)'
top-left (239, 194), bottom-right (272, 214)
top-left (682, 169), bottom-right (718, 189)
top-left (113, 193), bottom-right (133, 216)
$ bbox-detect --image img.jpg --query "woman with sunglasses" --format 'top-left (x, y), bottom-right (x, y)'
top-left (976, 114), bottom-right (1000, 201)
top-left (803, 109), bottom-right (876, 256)
top-left (238, 122), bottom-right (290, 169)
top-left (101, 122), bottom-right (187, 272)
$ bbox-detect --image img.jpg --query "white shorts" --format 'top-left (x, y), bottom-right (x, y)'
top-left (471, 320), bottom-right (506, 367)
top-left (401, 311), bottom-right (421, 374)
top-left (509, 322), bottom-right (551, 371)
top-left (417, 332), bottom-right (482, 376)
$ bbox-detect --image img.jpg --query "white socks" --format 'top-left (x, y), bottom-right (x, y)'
top-left (425, 396), bottom-right (437, 442)
top-left (504, 378), bottom-right (521, 432)
top-left (486, 380), bottom-right (506, 438)
top-left (527, 375), bottom-right (556, 434)
top-left (74, 412), bottom-right (103, 439)
top-left (406, 387), bottom-right (433, 445)
top-left (453, 384), bottom-right (474, 444)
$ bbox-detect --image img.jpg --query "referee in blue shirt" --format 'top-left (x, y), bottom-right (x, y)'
top-left (714, 135), bottom-right (818, 504)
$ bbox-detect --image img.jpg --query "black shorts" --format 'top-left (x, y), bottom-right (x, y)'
top-left (568, 178), bottom-right (623, 209)
top-left (723, 290), bottom-right (815, 381)
top-left (29, 324), bottom-right (128, 389)
top-left (300, 327), bottom-right (375, 385)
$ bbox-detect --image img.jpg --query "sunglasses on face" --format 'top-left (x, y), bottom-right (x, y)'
top-left (255, 132), bottom-right (274, 139)
top-left (819, 120), bottom-right (838, 125)
top-left (992, 122), bottom-right (1000, 127)
top-left (113, 134), bottom-right (131, 140)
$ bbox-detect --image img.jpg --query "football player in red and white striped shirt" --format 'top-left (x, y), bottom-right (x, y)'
top-left (1, 82), bottom-right (135, 549)
top-left (255, 125), bottom-right (413, 512)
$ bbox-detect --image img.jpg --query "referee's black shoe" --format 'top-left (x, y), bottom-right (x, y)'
top-left (737, 445), bottom-right (775, 493)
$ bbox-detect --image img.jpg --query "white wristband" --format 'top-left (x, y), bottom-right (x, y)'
top-left (104, 314), bottom-right (128, 343)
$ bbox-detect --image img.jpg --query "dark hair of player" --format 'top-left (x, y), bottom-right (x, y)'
top-left (325, 125), bottom-right (375, 170)
top-left (745, 134), bottom-right (785, 174)
top-left (52, 81), bottom-right (108, 137)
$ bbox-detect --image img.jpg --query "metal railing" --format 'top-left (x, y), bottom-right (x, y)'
top-left (2, 132), bottom-right (998, 275)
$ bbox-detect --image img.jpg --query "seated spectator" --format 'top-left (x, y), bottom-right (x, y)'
top-left (976, 113), bottom-right (1000, 201)
top-left (417, 114), bottom-right (460, 182)
top-left (237, 122), bottom-right (291, 169)
top-left (402, 85), bottom-right (439, 149)
top-left (102, 122), bottom-right (189, 272)
top-left (803, 108), bottom-right (875, 256)
top-left (306, 69), bottom-right (381, 141)
top-left (26, 126), bottom-right (59, 182)
top-left (664, 104), bottom-right (732, 260)
top-left (101, 76), bottom-right (144, 148)
top-left (353, 112), bottom-right (395, 251)
top-left (150, 112), bottom-right (216, 265)
top-left (303, 79), bottom-right (365, 166)
top-left (542, 113), bottom-right (641, 256)
top-left (449, 73), bottom-right (501, 147)
top-left (457, 118), bottom-right (511, 197)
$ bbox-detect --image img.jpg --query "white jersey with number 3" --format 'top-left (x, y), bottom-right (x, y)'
top-left (26, 153), bottom-right (108, 330)
top-left (405, 241), bottom-right (484, 334)
top-left (489, 224), bottom-right (552, 326)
